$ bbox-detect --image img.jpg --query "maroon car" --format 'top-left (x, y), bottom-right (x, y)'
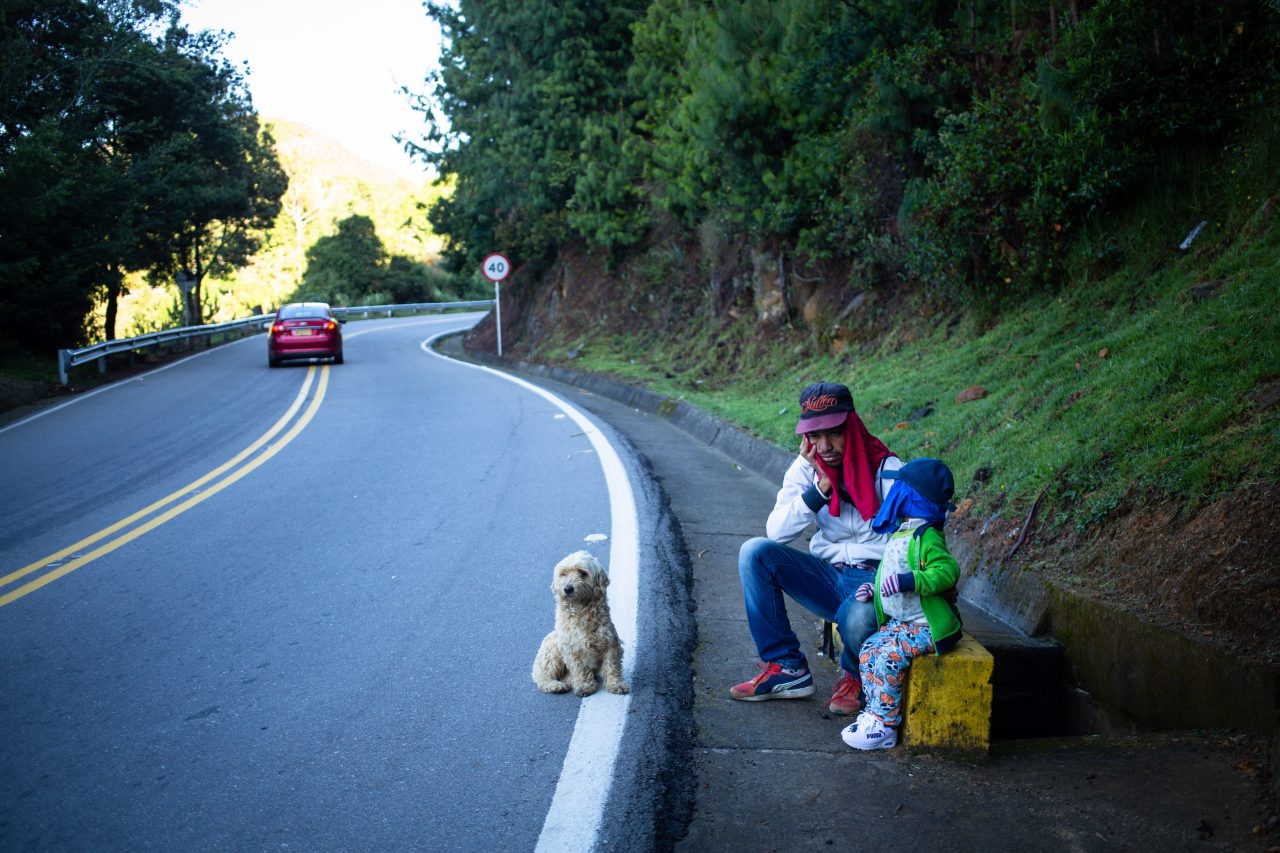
top-left (267, 302), bottom-right (344, 367)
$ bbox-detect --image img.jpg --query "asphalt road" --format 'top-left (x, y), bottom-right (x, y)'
top-left (0, 314), bottom-right (690, 852)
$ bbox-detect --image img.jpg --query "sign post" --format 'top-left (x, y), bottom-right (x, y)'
top-left (481, 252), bottom-right (511, 356)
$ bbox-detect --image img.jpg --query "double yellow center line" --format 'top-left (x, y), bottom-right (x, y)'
top-left (0, 364), bottom-right (330, 608)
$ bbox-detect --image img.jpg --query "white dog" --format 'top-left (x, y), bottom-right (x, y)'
top-left (532, 550), bottom-right (629, 696)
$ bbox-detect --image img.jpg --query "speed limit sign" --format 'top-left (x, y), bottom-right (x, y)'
top-left (482, 253), bottom-right (511, 282)
top-left (482, 252), bottom-right (510, 356)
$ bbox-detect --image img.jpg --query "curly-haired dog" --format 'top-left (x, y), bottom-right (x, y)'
top-left (532, 550), bottom-right (629, 696)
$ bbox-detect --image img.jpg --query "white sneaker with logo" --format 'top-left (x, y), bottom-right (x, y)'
top-left (840, 710), bottom-right (873, 740)
top-left (841, 713), bottom-right (897, 750)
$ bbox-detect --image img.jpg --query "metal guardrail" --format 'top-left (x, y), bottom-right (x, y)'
top-left (329, 300), bottom-right (494, 320)
top-left (57, 299), bottom-right (495, 384)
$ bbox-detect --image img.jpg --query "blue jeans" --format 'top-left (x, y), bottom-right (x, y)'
top-left (737, 537), bottom-right (878, 676)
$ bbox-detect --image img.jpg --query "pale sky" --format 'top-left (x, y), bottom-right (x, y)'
top-left (180, 0), bottom-right (444, 181)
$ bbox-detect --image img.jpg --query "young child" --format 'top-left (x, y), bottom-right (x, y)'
top-left (841, 457), bottom-right (962, 750)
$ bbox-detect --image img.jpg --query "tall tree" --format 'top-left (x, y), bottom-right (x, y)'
top-left (0, 1), bottom-right (285, 350)
top-left (126, 24), bottom-right (286, 327)
top-left (297, 214), bottom-right (386, 305)
top-left (410, 0), bottom-right (646, 272)
top-left (0, 0), bottom-right (166, 350)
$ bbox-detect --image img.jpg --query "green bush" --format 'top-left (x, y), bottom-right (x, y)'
top-left (418, 0), bottom-right (1280, 302)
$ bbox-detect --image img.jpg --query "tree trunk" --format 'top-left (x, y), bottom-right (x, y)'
top-left (188, 284), bottom-right (203, 326)
top-left (191, 253), bottom-right (205, 326)
top-left (104, 283), bottom-right (119, 341)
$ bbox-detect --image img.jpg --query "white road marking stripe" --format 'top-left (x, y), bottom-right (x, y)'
top-left (422, 331), bottom-right (639, 853)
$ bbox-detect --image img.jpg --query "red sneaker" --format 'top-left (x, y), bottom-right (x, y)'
top-left (827, 671), bottom-right (863, 715)
top-left (729, 661), bottom-right (814, 701)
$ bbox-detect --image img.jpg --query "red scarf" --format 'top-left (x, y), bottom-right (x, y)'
top-left (811, 412), bottom-right (894, 521)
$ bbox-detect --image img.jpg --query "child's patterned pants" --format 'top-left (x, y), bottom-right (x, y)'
top-left (858, 620), bottom-right (934, 726)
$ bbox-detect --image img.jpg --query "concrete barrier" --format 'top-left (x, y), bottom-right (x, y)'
top-left (902, 633), bottom-right (994, 755)
top-left (827, 625), bottom-right (993, 754)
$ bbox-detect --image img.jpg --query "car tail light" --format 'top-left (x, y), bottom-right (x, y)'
top-left (322, 320), bottom-right (336, 331)
top-left (271, 322), bottom-right (285, 335)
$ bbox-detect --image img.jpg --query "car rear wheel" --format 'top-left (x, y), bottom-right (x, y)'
top-left (269, 355), bottom-right (281, 368)
top-left (333, 351), bottom-right (344, 365)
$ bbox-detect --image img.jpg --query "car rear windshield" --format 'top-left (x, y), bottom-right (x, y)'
top-left (279, 305), bottom-right (329, 320)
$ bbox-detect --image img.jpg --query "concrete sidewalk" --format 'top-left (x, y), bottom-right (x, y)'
top-left (448, 340), bottom-right (1278, 851)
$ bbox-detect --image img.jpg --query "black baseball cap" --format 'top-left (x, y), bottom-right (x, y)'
top-left (795, 382), bottom-right (855, 435)
top-left (883, 457), bottom-right (957, 509)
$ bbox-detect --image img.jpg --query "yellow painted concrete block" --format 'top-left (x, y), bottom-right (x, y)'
top-left (901, 633), bottom-right (993, 755)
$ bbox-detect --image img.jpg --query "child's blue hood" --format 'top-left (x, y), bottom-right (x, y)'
top-left (871, 480), bottom-right (949, 535)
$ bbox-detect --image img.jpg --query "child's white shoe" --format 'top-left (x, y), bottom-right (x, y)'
top-left (842, 713), bottom-right (897, 750)
top-left (840, 710), bottom-right (872, 739)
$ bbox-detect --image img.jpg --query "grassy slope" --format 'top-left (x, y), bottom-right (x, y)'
top-left (547, 221), bottom-right (1278, 533)
top-left (517, 118), bottom-right (1279, 662)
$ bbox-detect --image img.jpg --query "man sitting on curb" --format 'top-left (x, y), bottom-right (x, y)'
top-left (731, 381), bottom-right (902, 715)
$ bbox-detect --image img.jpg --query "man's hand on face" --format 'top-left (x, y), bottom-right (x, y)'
top-left (800, 435), bottom-right (832, 496)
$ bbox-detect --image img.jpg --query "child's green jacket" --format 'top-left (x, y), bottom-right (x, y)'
top-left (872, 524), bottom-right (963, 655)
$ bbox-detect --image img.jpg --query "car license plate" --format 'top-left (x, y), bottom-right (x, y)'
top-left (293, 329), bottom-right (313, 336)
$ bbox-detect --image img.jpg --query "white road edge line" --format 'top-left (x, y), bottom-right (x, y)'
top-left (422, 331), bottom-right (638, 853)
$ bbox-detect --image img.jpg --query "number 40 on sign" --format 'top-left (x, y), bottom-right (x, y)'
top-left (482, 253), bottom-right (510, 282)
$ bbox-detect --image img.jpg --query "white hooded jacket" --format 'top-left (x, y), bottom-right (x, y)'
top-left (765, 453), bottom-right (903, 565)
